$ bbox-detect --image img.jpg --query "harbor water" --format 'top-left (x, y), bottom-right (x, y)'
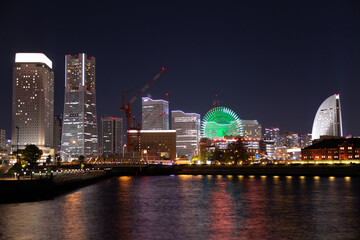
top-left (0, 175), bottom-right (359, 240)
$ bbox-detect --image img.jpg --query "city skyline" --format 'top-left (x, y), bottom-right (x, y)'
top-left (1, 1), bottom-right (360, 138)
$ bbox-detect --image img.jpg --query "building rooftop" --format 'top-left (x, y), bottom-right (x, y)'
top-left (304, 138), bottom-right (360, 150)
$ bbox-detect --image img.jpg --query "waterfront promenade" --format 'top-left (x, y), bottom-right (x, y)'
top-left (1, 163), bottom-right (360, 203)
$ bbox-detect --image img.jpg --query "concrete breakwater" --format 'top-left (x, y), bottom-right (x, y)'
top-left (0, 170), bottom-right (109, 203)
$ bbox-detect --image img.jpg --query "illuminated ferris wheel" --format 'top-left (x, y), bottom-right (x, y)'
top-left (200, 106), bottom-right (243, 139)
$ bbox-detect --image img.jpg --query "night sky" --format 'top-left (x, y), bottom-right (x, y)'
top-left (1, 0), bottom-right (360, 138)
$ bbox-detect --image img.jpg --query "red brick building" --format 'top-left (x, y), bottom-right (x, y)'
top-left (301, 138), bottom-right (360, 162)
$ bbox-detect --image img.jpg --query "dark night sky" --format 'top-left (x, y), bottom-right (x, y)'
top-left (1, 0), bottom-right (360, 138)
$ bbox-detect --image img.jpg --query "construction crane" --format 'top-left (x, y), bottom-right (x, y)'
top-left (120, 67), bottom-right (166, 152)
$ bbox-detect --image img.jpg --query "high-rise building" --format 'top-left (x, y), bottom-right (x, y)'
top-left (142, 97), bottom-right (169, 130)
top-left (12, 53), bottom-right (54, 152)
top-left (312, 94), bottom-right (343, 140)
top-left (0, 129), bottom-right (6, 151)
top-left (171, 110), bottom-right (201, 158)
top-left (61, 53), bottom-right (98, 161)
top-left (101, 117), bottom-right (123, 156)
top-left (53, 115), bottom-right (62, 155)
top-left (242, 120), bottom-right (262, 139)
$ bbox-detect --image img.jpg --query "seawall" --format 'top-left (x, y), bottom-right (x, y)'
top-left (0, 170), bottom-right (109, 203)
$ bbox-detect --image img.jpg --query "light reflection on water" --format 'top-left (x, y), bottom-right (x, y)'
top-left (0, 175), bottom-right (359, 240)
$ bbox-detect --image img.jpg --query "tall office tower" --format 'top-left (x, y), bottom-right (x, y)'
top-left (12, 53), bottom-right (54, 153)
top-left (171, 110), bottom-right (201, 158)
top-left (142, 97), bottom-right (169, 130)
top-left (53, 115), bottom-right (62, 154)
top-left (242, 120), bottom-right (262, 139)
top-left (312, 94), bottom-right (343, 140)
top-left (0, 129), bottom-right (6, 151)
top-left (61, 53), bottom-right (98, 161)
top-left (101, 117), bottom-right (123, 156)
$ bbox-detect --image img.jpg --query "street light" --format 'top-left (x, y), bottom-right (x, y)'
top-left (143, 149), bottom-right (148, 165)
top-left (122, 144), bottom-right (127, 160)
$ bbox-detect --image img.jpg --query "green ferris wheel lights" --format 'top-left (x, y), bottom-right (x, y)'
top-left (200, 106), bottom-right (243, 139)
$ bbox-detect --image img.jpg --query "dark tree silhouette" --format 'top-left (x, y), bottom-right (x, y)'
top-left (22, 145), bottom-right (43, 168)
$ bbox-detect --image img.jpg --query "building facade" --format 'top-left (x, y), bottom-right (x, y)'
top-left (263, 127), bottom-right (281, 147)
top-left (171, 110), bottom-right (200, 158)
top-left (300, 133), bottom-right (312, 149)
top-left (128, 130), bottom-right (176, 160)
top-left (312, 94), bottom-right (343, 140)
top-left (53, 115), bottom-right (62, 155)
top-left (302, 138), bottom-right (360, 163)
top-left (12, 53), bottom-right (54, 152)
top-left (0, 129), bottom-right (6, 151)
top-left (142, 97), bottom-right (169, 130)
top-left (242, 120), bottom-right (262, 140)
top-left (101, 117), bottom-right (123, 156)
top-left (281, 132), bottom-right (300, 148)
top-left (61, 53), bottom-right (98, 161)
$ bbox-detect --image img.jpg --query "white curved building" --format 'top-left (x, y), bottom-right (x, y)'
top-left (312, 94), bottom-right (343, 140)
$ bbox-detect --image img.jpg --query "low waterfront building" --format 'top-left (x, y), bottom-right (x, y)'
top-left (128, 130), bottom-right (176, 160)
top-left (301, 137), bottom-right (360, 163)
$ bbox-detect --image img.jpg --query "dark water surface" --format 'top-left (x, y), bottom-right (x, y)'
top-left (0, 175), bottom-right (360, 240)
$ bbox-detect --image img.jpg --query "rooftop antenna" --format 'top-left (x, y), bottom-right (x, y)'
top-left (213, 94), bottom-right (220, 107)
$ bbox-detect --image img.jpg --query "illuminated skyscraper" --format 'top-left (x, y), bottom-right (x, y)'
top-left (142, 97), bottom-right (169, 130)
top-left (61, 53), bottom-right (98, 161)
top-left (11, 53), bottom-right (54, 152)
top-left (312, 94), bottom-right (343, 140)
top-left (101, 117), bottom-right (123, 156)
top-left (171, 110), bottom-right (201, 158)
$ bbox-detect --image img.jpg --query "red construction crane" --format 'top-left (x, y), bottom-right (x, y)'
top-left (120, 67), bottom-right (166, 152)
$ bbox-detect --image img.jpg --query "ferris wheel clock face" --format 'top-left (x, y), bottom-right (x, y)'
top-left (201, 106), bottom-right (243, 139)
